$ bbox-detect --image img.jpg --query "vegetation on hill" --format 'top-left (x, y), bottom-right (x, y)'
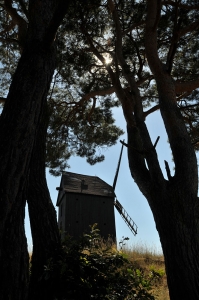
top-left (40, 225), bottom-right (169, 300)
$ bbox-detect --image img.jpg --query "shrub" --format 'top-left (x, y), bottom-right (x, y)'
top-left (43, 224), bottom-right (161, 299)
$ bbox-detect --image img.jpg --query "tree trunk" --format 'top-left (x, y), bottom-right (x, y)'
top-left (27, 104), bottom-right (61, 300)
top-left (157, 192), bottom-right (199, 300)
top-left (127, 125), bottom-right (199, 299)
top-left (0, 1), bottom-right (59, 298)
top-left (0, 180), bottom-right (29, 300)
top-left (128, 2), bottom-right (199, 298)
top-left (0, 44), bottom-right (56, 300)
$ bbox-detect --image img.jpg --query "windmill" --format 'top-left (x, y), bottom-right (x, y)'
top-left (56, 141), bottom-right (137, 240)
top-left (112, 141), bottom-right (138, 236)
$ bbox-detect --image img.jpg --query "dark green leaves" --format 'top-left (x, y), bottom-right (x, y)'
top-left (43, 224), bottom-right (157, 299)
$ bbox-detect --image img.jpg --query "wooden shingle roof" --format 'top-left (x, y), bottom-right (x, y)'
top-left (57, 172), bottom-right (115, 204)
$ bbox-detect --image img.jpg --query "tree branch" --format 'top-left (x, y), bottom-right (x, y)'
top-left (126, 125), bottom-right (151, 200)
top-left (0, 20), bottom-right (15, 36)
top-left (146, 0), bottom-right (198, 188)
top-left (16, 0), bottom-right (28, 19)
top-left (166, 5), bottom-right (181, 73)
top-left (175, 78), bottom-right (199, 94)
top-left (120, 135), bottom-right (160, 155)
top-left (145, 0), bottom-right (163, 76)
top-left (122, 21), bottom-right (145, 36)
top-left (162, 1), bottom-right (199, 10)
top-left (4, 0), bottom-right (27, 45)
top-left (128, 34), bottom-right (144, 80)
top-left (0, 37), bottom-right (19, 44)
top-left (107, 0), bottom-right (164, 184)
top-left (0, 97), bottom-right (6, 104)
top-left (44, 0), bottom-right (71, 49)
top-left (178, 21), bottom-right (199, 38)
top-left (82, 86), bottom-right (115, 101)
top-left (87, 97), bottom-right (96, 124)
top-left (179, 103), bottom-right (199, 110)
top-left (144, 104), bottom-right (160, 118)
top-left (143, 90), bottom-right (196, 118)
top-left (80, 23), bottom-right (130, 126)
top-left (164, 160), bottom-right (172, 181)
top-left (108, 0), bottom-right (143, 124)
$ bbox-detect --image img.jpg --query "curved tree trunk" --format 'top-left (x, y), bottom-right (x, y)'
top-left (107, 2), bottom-right (199, 297)
top-left (156, 191), bottom-right (199, 300)
top-left (0, 180), bottom-right (29, 300)
top-left (27, 104), bottom-right (61, 300)
top-left (0, 1), bottom-right (60, 299)
top-left (125, 1), bottom-right (199, 299)
top-left (0, 46), bottom-right (56, 300)
top-left (128, 127), bottom-right (199, 299)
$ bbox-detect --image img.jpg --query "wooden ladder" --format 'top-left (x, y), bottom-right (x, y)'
top-left (114, 199), bottom-right (138, 236)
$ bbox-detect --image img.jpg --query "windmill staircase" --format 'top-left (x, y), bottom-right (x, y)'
top-left (114, 199), bottom-right (137, 235)
top-left (113, 140), bottom-right (138, 236)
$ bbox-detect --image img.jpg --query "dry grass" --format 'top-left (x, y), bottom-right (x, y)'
top-left (121, 242), bottom-right (170, 300)
top-left (29, 240), bottom-right (170, 299)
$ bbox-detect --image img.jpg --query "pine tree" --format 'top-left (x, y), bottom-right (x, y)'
top-left (0, 1), bottom-right (123, 299)
top-left (0, 1), bottom-right (69, 299)
top-left (1, 1), bottom-right (199, 299)
top-left (54, 1), bottom-right (199, 299)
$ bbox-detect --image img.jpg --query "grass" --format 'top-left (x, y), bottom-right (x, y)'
top-left (120, 241), bottom-right (170, 300)
top-left (29, 238), bottom-right (170, 299)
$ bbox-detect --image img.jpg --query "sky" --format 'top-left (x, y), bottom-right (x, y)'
top-left (25, 106), bottom-right (174, 253)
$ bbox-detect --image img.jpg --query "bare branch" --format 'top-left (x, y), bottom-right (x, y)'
top-left (144, 104), bottom-right (160, 118)
top-left (120, 140), bottom-right (146, 155)
top-left (164, 160), bottom-right (172, 180)
top-left (120, 135), bottom-right (160, 155)
top-left (153, 136), bottom-right (160, 149)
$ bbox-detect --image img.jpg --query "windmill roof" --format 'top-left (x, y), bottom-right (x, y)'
top-left (56, 171), bottom-right (115, 205)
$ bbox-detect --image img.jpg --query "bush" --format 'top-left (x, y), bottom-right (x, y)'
top-left (43, 224), bottom-right (161, 299)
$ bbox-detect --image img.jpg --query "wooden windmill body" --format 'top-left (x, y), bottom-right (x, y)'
top-left (56, 143), bottom-right (138, 240)
top-left (56, 172), bottom-right (117, 240)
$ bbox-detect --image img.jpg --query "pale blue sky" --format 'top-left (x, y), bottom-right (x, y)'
top-left (25, 107), bottom-right (174, 253)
